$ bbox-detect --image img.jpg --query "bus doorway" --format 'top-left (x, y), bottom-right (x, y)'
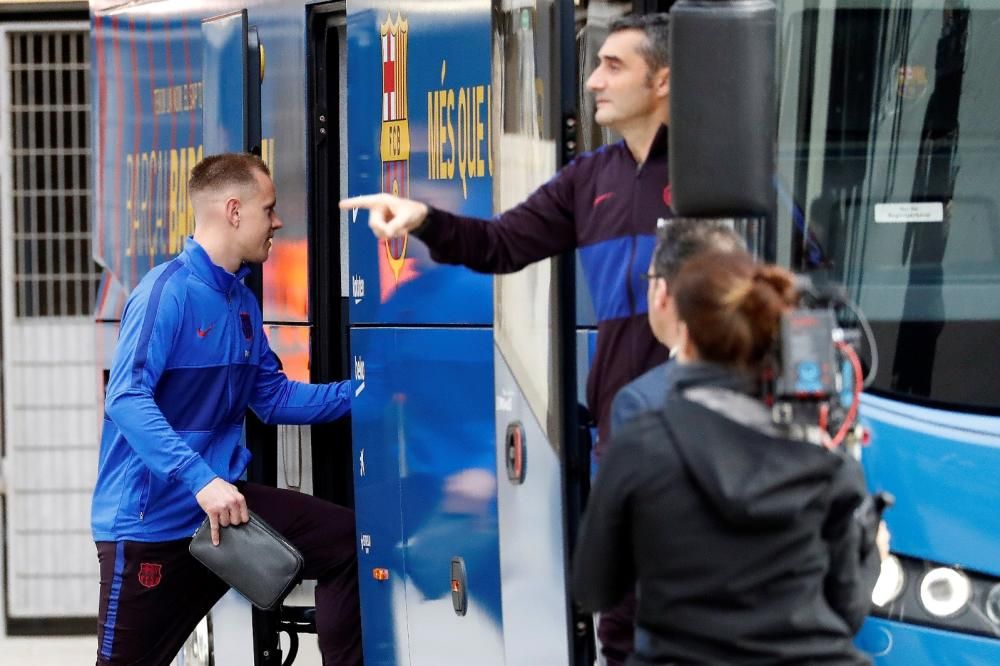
top-left (305, 0), bottom-right (353, 513)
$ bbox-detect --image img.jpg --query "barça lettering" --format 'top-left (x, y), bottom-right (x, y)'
top-left (123, 139), bottom-right (276, 263)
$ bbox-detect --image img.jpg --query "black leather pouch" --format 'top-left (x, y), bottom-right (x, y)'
top-left (189, 511), bottom-right (304, 610)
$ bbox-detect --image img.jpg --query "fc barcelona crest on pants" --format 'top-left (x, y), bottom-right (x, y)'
top-left (138, 562), bottom-right (162, 588)
top-left (380, 13), bottom-right (410, 282)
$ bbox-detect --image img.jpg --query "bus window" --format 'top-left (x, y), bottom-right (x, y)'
top-left (493, 2), bottom-right (560, 435)
top-left (778, 0), bottom-right (1000, 412)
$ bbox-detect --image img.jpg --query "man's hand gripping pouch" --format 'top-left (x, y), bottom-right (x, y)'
top-left (189, 511), bottom-right (304, 610)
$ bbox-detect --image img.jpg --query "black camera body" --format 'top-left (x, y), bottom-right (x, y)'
top-left (765, 279), bottom-right (868, 448)
top-left (776, 308), bottom-right (839, 399)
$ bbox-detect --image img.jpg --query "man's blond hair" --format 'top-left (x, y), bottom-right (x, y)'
top-left (188, 153), bottom-right (270, 197)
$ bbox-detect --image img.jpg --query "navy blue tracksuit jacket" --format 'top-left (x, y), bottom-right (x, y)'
top-left (416, 125), bottom-right (673, 452)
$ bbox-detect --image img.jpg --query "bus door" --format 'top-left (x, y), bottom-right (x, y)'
top-left (190, 11), bottom-right (280, 666)
top-left (201, 10), bottom-right (272, 482)
top-left (305, 1), bottom-right (353, 518)
top-left (346, 1), bottom-right (501, 663)
top-left (491, 1), bottom-right (590, 664)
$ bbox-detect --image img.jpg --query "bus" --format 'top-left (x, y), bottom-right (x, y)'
top-left (87, 0), bottom-right (1000, 664)
top-left (775, 2), bottom-right (1000, 661)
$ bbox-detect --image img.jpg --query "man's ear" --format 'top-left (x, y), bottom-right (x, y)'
top-left (653, 279), bottom-right (671, 310)
top-left (224, 196), bottom-right (241, 228)
top-left (654, 66), bottom-right (670, 99)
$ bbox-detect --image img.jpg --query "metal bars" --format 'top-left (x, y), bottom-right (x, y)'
top-left (1, 22), bottom-right (100, 621)
top-left (8, 29), bottom-right (96, 318)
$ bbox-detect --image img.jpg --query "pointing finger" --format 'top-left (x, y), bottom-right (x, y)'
top-left (339, 194), bottom-right (390, 210)
top-left (384, 215), bottom-right (413, 239)
top-left (368, 214), bottom-right (392, 239)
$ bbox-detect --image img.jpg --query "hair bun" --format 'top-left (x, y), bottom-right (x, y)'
top-left (751, 265), bottom-right (798, 307)
top-left (672, 251), bottom-right (798, 368)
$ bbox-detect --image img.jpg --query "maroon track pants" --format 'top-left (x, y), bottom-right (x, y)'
top-left (95, 482), bottom-right (362, 665)
top-left (598, 589), bottom-right (637, 666)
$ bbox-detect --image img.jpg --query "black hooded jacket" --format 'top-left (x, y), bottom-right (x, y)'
top-left (573, 363), bottom-right (879, 665)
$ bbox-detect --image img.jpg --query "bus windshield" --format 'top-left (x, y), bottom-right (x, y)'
top-left (777, 1), bottom-right (1000, 413)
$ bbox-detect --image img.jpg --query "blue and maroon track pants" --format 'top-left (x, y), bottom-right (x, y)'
top-left (95, 482), bottom-right (362, 665)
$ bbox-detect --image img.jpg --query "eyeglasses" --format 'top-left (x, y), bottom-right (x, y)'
top-left (640, 272), bottom-right (665, 283)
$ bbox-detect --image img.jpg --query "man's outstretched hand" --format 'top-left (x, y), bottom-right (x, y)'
top-left (339, 193), bottom-right (429, 239)
top-left (195, 478), bottom-right (249, 546)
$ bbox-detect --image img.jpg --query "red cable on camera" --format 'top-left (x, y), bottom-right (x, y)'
top-left (828, 341), bottom-right (863, 448)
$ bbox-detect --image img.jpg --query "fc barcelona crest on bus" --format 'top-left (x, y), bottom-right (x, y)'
top-left (380, 13), bottom-right (410, 282)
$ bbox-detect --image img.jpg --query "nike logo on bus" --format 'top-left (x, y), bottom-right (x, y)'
top-left (196, 324), bottom-right (215, 338)
top-left (593, 192), bottom-right (615, 207)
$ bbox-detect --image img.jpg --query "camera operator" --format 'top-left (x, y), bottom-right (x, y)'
top-left (573, 250), bottom-right (884, 665)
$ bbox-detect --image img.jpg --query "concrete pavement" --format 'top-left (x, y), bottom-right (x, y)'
top-left (0, 633), bottom-right (322, 665)
top-left (0, 635), bottom-right (95, 665)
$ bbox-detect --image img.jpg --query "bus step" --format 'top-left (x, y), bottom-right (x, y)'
top-left (280, 605), bottom-right (318, 634)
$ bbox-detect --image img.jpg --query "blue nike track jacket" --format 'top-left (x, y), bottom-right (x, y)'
top-left (92, 238), bottom-right (351, 542)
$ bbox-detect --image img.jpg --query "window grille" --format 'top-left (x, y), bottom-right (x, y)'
top-left (1, 22), bottom-right (100, 622)
top-left (8, 29), bottom-right (96, 318)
